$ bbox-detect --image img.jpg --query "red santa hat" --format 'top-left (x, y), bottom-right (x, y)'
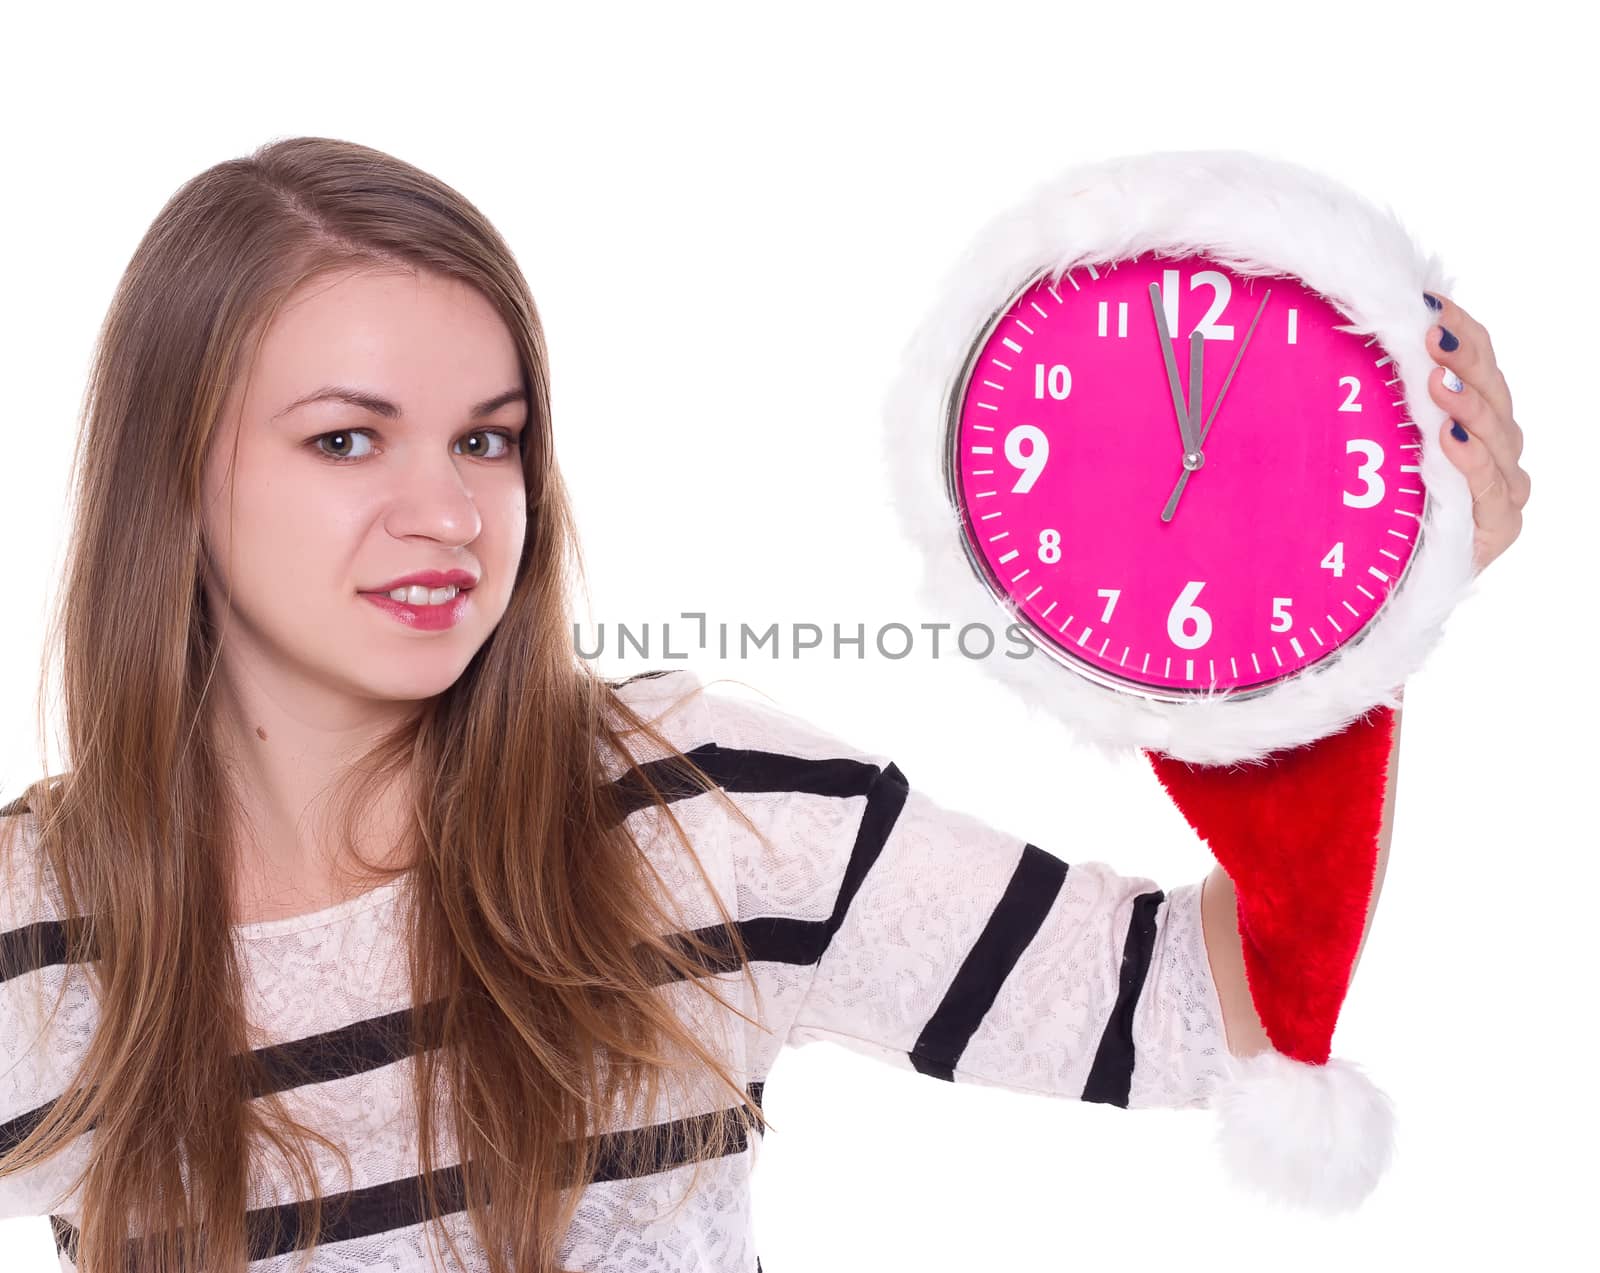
top-left (1144, 700), bottom-right (1401, 1213)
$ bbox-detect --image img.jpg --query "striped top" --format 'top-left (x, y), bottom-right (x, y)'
top-left (0, 666), bottom-right (1235, 1271)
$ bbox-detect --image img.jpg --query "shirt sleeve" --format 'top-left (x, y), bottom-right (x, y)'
top-left (700, 685), bottom-right (1238, 1112)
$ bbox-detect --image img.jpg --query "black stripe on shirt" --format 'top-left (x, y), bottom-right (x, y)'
top-left (46, 1078), bottom-right (769, 1267)
top-left (0, 915), bottom-right (80, 985)
top-left (649, 750), bottom-right (905, 980)
top-left (909, 842), bottom-right (1069, 1083)
top-left (1080, 888), bottom-right (1166, 1108)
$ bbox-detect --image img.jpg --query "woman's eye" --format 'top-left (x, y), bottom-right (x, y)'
top-left (455, 429), bottom-right (517, 460)
top-left (309, 428), bottom-right (519, 465)
top-left (312, 430), bottom-right (376, 463)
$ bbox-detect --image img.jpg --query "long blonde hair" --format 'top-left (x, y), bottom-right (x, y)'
top-left (0, 135), bottom-right (775, 1273)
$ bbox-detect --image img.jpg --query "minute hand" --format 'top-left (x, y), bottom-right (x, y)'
top-left (1149, 282), bottom-right (1198, 455)
top-left (1161, 287), bottom-right (1272, 523)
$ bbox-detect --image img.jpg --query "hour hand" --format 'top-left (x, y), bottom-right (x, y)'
top-left (1149, 282), bottom-right (1197, 454)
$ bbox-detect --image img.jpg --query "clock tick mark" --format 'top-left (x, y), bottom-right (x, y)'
top-left (1289, 638), bottom-right (1305, 659)
top-left (1309, 630), bottom-right (1323, 648)
top-left (1343, 600), bottom-right (1361, 617)
top-left (1271, 647), bottom-right (1283, 668)
top-left (1367, 566), bottom-right (1389, 582)
top-left (1355, 585), bottom-right (1375, 601)
top-left (982, 379), bottom-right (1005, 391)
top-left (1327, 615), bottom-right (1343, 634)
top-left (1014, 321), bottom-right (1035, 335)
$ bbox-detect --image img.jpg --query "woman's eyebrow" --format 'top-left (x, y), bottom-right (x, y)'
top-left (271, 385), bottom-right (526, 421)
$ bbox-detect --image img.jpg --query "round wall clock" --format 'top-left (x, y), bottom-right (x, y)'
top-left (883, 149), bottom-right (1480, 1212)
top-left (948, 257), bottom-right (1425, 702)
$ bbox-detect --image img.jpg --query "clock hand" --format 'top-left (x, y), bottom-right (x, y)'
top-left (1161, 288), bottom-right (1272, 523)
top-left (1149, 282), bottom-right (1199, 456)
top-left (1189, 328), bottom-right (1205, 457)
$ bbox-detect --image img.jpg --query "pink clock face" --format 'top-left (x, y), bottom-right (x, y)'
top-left (949, 250), bottom-right (1428, 698)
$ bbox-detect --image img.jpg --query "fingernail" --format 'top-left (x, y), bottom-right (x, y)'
top-left (1423, 292), bottom-right (1442, 311)
top-left (1442, 368), bottom-right (1464, 392)
top-left (1438, 325), bottom-right (1459, 352)
top-left (1450, 420), bottom-right (1469, 443)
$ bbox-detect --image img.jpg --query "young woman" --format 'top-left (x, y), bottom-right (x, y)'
top-left (0, 137), bottom-right (1527, 1273)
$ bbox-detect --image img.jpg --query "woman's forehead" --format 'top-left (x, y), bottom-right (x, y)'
top-left (234, 269), bottom-right (522, 427)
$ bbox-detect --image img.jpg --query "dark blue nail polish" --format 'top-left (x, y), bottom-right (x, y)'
top-left (1450, 420), bottom-right (1469, 442)
top-left (1423, 293), bottom-right (1442, 311)
top-left (1438, 326), bottom-right (1459, 352)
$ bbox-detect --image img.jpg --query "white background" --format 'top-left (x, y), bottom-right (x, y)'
top-left (2, 1), bottom-right (1591, 1268)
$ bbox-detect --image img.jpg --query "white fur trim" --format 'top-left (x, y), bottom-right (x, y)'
top-left (883, 148), bottom-right (1478, 764)
top-left (1212, 1049), bottom-right (1397, 1214)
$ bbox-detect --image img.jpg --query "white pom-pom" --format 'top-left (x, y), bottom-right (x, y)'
top-left (1212, 1050), bottom-right (1397, 1214)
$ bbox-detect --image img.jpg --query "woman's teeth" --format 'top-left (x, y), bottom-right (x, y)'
top-left (388, 584), bottom-right (459, 605)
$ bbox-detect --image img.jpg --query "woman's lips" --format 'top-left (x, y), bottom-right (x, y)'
top-left (359, 587), bottom-right (472, 631)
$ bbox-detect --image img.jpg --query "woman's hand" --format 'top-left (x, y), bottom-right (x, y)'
top-left (1424, 293), bottom-right (1531, 574)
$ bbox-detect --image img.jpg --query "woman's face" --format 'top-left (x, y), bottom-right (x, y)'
top-left (200, 265), bottom-right (529, 711)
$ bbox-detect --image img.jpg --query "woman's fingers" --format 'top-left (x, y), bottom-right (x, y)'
top-left (1428, 362), bottom-right (1531, 509)
top-left (1424, 293), bottom-right (1516, 427)
top-left (1421, 294), bottom-right (1530, 576)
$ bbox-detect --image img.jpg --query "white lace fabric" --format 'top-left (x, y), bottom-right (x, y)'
top-left (0, 666), bottom-right (1233, 1271)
